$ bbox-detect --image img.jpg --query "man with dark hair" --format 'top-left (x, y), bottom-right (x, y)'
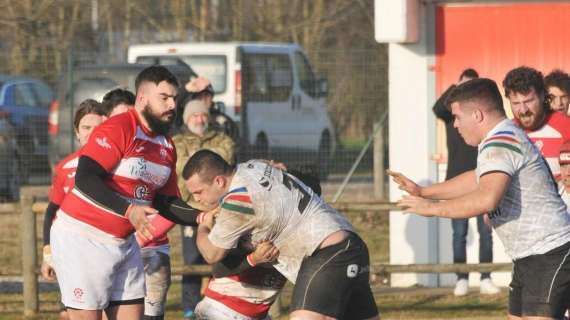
top-left (101, 88), bottom-right (136, 117)
top-left (433, 68), bottom-right (497, 296)
top-left (50, 66), bottom-right (204, 320)
top-left (503, 66), bottom-right (570, 181)
top-left (41, 99), bottom-right (107, 320)
top-left (545, 69), bottom-right (570, 115)
top-left (389, 78), bottom-right (570, 320)
top-left (184, 150), bottom-right (379, 320)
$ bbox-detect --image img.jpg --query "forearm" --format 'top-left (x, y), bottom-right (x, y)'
top-left (421, 170), bottom-right (477, 200)
top-left (153, 194), bottom-right (202, 226)
top-left (42, 202), bottom-right (59, 246)
top-left (75, 156), bottom-right (130, 215)
top-left (426, 190), bottom-right (497, 219)
top-left (196, 224), bottom-right (228, 264)
top-left (212, 254), bottom-right (253, 277)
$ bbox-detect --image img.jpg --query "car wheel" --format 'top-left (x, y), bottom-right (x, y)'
top-left (316, 132), bottom-right (332, 180)
top-left (254, 134), bottom-right (269, 159)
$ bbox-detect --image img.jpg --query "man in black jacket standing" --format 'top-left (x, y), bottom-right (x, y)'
top-left (432, 68), bottom-right (499, 296)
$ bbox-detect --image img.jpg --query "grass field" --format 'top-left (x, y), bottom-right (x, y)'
top-left (0, 209), bottom-right (510, 319)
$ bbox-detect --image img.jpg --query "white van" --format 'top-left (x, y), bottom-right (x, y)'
top-left (128, 42), bottom-right (336, 176)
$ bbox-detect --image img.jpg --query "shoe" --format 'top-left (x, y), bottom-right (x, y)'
top-left (480, 278), bottom-right (500, 295)
top-left (454, 279), bottom-right (469, 296)
top-left (184, 310), bottom-right (196, 319)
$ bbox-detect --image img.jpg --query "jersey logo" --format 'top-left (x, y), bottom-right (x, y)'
top-left (135, 146), bottom-right (145, 153)
top-left (347, 264), bottom-right (359, 278)
top-left (134, 185), bottom-right (150, 200)
top-left (73, 287), bottom-right (84, 302)
top-left (96, 137), bottom-right (112, 149)
top-left (67, 172), bottom-right (76, 178)
top-left (160, 148), bottom-right (168, 160)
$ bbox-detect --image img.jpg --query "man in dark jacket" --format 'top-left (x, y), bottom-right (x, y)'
top-left (432, 68), bottom-right (499, 296)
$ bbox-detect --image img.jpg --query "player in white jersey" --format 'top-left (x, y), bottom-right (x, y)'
top-left (389, 78), bottom-right (570, 319)
top-left (183, 151), bottom-right (379, 320)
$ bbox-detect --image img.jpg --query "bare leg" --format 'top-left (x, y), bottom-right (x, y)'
top-left (67, 309), bottom-right (103, 320)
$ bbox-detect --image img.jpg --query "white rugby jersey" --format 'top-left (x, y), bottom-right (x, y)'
top-left (477, 119), bottom-right (570, 259)
top-left (208, 160), bottom-right (354, 283)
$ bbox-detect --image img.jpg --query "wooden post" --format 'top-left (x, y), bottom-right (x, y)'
top-left (21, 188), bottom-right (38, 317)
top-left (373, 122), bottom-right (385, 199)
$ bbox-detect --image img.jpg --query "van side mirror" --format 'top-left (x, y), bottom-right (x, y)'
top-left (317, 78), bottom-right (328, 98)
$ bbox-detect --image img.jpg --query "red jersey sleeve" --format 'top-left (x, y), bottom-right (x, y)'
top-left (48, 161), bottom-right (67, 205)
top-left (80, 115), bottom-right (132, 172)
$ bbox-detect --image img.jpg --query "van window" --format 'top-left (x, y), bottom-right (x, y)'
top-left (244, 54), bottom-right (292, 102)
top-left (294, 52), bottom-right (316, 97)
top-left (178, 56), bottom-right (226, 94)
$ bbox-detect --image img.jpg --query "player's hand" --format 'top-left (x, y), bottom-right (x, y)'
top-left (41, 245), bottom-right (56, 281)
top-left (252, 241), bottom-right (280, 264)
top-left (41, 260), bottom-right (56, 281)
top-left (202, 208), bottom-right (219, 230)
top-left (127, 205), bottom-right (157, 241)
top-left (387, 169), bottom-right (422, 196)
top-left (396, 195), bottom-right (436, 217)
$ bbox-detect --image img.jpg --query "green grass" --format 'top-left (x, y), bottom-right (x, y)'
top-left (0, 211), bottom-right (510, 319)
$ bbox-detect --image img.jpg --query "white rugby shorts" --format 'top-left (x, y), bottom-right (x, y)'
top-left (50, 210), bottom-right (145, 310)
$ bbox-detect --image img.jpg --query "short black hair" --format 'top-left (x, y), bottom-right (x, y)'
top-left (182, 149), bottom-right (233, 183)
top-left (73, 99), bottom-right (106, 130)
top-left (545, 69), bottom-right (570, 96)
top-left (101, 88), bottom-right (135, 116)
top-left (459, 68), bottom-right (479, 80)
top-left (502, 66), bottom-right (545, 98)
top-left (446, 78), bottom-right (505, 115)
top-left (135, 65), bottom-right (179, 92)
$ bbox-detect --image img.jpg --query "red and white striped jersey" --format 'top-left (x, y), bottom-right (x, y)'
top-left (205, 265), bottom-right (286, 318)
top-left (60, 109), bottom-right (179, 238)
top-left (49, 150), bottom-right (80, 206)
top-left (523, 111), bottom-right (570, 180)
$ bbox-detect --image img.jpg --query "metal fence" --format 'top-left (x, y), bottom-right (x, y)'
top-left (0, 46), bottom-right (387, 202)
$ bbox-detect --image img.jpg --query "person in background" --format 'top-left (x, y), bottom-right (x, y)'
top-left (503, 66), bottom-right (570, 181)
top-left (101, 88), bottom-right (135, 117)
top-left (41, 99), bottom-right (107, 320)
top-left (544, 69), bottom-right (570, 115)
top-left (432, 68), bottom-right (498, 296)
top-left (178, 76), bottom-right (238, 140)
top-left (173, 98), bottom-right (236, 319)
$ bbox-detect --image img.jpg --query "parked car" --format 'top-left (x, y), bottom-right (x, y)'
top-left (0, 112), bottom-right (20, 201)
top-left (128, 42), bottom-right (336, 177)
top-left (49, 63), bottom-right (196, 166)
top-left (0, 75), bottom-right (52, 183)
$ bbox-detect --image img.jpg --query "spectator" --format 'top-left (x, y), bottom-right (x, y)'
top-left (433, 68), bottom-right (498, 296)
top-left (101, 88), bottom-right (135, 116)
top-left (503, 66), bottom-right (570, 181)
top-left (544, 69), bottom-right (570, 115)
top-left (173, 98), bottom-right (236, 319)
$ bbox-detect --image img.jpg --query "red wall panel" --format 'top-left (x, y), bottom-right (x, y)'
top-left (436, 3), bottom-right (570, 96)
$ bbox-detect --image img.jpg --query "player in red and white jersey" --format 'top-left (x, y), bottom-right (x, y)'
top-left (41, 99), bottom-right (107, 320)
top-left (50, 66), bottom-right (204, 320)
top-left (503, 66), bottom-right (570, 180)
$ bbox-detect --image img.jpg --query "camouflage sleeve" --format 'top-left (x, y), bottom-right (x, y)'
top-left (210, 133), bottom-right (236, 166)
top-left (173, 135), bottom-right (194, 203)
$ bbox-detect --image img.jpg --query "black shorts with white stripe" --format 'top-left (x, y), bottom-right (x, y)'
top-left (509, 240), bottom-right (570, 318)
top-left (290, 232), bottom-right (378, 320)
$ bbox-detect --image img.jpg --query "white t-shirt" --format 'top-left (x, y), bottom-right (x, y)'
top-left (208, 160), bottom-right (354, 283)
top-left (476, 119), bottom-right (570, 260)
